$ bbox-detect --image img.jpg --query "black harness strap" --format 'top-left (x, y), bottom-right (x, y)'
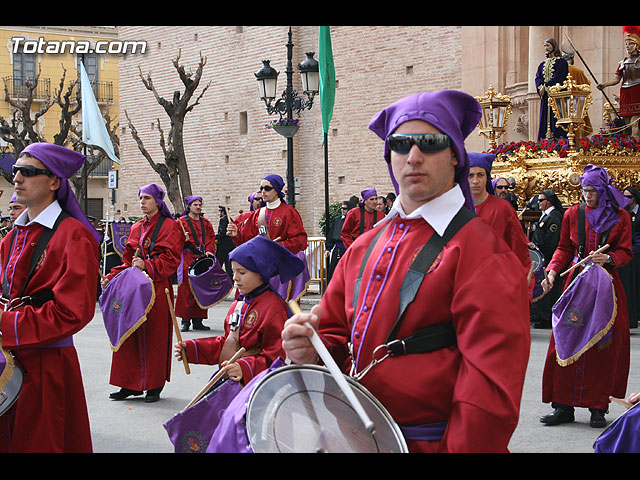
top-left (140, 215), bottom-right (166, 260)
top-left (352, 207), bottom-right (476, 357)
top-left (359, 206), bottom-right (378, 235)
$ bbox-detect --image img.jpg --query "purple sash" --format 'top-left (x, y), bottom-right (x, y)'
top-left (188, 256), bottom-right (234, 309)
top-left (552, 263), bottom-right (616, 366)
top-left (163, 378), bottom-right (244, 453)
top-left (400, 421), bottom-right (447, 442)
top-left (594, 402), bottom-right (640, 453)
top-left (269, 251), bottom-right (310, 302)
top-left (206, 357), bottom-right (287, 453)
top-left (99, 266), bottom-right (156, 351)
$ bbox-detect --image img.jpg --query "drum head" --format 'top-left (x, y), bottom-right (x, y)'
top-left (0, 364), bottom-right (23, 416)
top-left (529, 248), bottom-right (544, 270)
top-left (246, 365), bottom-right (408, 453)
top-left (190, 257), bottom-right (215, 276)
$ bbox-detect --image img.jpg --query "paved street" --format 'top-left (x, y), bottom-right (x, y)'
top-left (75, 293), bottom-right (640, 453)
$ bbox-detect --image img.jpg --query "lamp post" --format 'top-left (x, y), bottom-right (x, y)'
top-left (548, 73), bottom-right (592, 154)
top-left (255, 26), bottom-right (319, 208)
top-left (475, 85), bottom-right (512, 149)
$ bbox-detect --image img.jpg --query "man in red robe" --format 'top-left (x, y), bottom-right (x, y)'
top-left (468, 152), bottom-right (533, 299)
top-left (175, 195), bottom-right (216, 332)
top-left (282, 90), bottom-right (531, 453)
top-left (102, 184), bottom-right (183, 403)
top-left (540, 164), bottom-right (632, 428)
top-left (227, 174), bottom-right (308, 302)
top-left (340, 187), bottom-right (384, 249)
top-left (0, 143), bottom-right (101, 453)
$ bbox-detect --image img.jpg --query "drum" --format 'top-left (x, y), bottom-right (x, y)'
top-left (99, 266), bottom-right (156, 352)
top-left (0, 346), bottom-right (23, 416)
top-left (594, 401), bottom-right (640, 453)
top-left (188, 256), bottom-right (233, 309)
top-left (212, 362), bottom-right (404, 453)
top-left (551, 263), bottom-right (616, 366)
top-left (529, 247), bottom-right (546, 302)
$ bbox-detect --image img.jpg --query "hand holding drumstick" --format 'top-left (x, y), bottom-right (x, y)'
top-left (542, 244), bottom-right (610, 293)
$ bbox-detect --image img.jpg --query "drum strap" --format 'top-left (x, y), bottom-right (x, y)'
top-left (2, 211), bottom-right (70, 302)
top-left (578, 203), bottom-right (612, 260)
top-left (359, 206), bottom-right (378, 235)
top-left (257, 207), bottom-right (269, 239)
top-left (185, 216), bottom-right (205, 253)
top-left (141, 215), bottom-right (166, 259)
top-left (353, 207), bottom-right (475, 356)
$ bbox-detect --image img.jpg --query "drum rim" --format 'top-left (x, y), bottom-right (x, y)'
top-left (245, 363), bottom-right (408, 453)
top-left (0, 363), bottom-right (23, 416)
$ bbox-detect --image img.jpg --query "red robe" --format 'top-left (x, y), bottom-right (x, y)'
top-left (175, 214), bottom-right (216, 320)
top-left (0, 212), bottom-right (99, 453)
top-left (318, 212), bottom-right (531, 453)
top-left (474, 194), bottom-right (534, 297)
top-left (234, 202), bottom-right (307, 254)
top-left (340, 206), bottom-right (385, 249)
top-left (183, 287), bottom-right (287, 384)
top-left (106, 212), bottom-right (183, 392)
top-left (543, 204), bottom-right (632, 410)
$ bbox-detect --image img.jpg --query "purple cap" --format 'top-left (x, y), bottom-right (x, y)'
top-left (248, 190), bottom-right (262, 211)
top-left (263, 174), bottom-right (285, 199)
top-left (469, 152), bottom-right (496, 195)
top-left (229, 235), bottom-right (305, 283)
top-left (181, 195), bottom-right (203, 216)
top-left (580, 164), bottom-right (629, 233)
top-left (138, 184), bottom-right (172, 218)
top-left (359, 187), bottom-right (377, 206)
top-left (20, 142), bottom-right (101, 243)
top-left (368, 90), bottom-right (482, 210)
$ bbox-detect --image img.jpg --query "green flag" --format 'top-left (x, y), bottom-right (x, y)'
top-left (318, 26), bottom-right (335, 136)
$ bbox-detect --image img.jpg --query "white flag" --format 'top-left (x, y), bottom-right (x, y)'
top-left (80, 62), bottom-right (120, 164)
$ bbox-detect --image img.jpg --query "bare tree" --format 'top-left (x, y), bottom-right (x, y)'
top-left (126, 50), bottom-right (211, 213)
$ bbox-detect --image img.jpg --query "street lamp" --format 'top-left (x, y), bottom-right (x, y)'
top-left (255, 26), bottom-right (319, 208)
top-left (475, 85), bottom-right (512, 149)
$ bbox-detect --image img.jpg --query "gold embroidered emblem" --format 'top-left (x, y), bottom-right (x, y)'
top-left (273, 217), bottom-right (282, 226)
top-left (245, 310), bottom-right (258, 327)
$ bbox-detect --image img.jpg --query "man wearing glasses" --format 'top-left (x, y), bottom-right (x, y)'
top-left (282, 90), bottom-right (531, 453)
top-left (0, 143), bottom-right (101, 452)
top-left (540, 164), bottom-right (632, 428)
top-left (227, 174), bottom-right (308, 302)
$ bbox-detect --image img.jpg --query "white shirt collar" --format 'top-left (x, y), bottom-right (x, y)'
top-left (632, 204), bottom-right (639, 215)
top-left (266, 198), bottom-right (282, 209)
top-left (377, 184), bottom-right (465, 236)
top-left (543, 205), bottom-right (555, 216)
top-left (15, 200), bottom-right (61, 228)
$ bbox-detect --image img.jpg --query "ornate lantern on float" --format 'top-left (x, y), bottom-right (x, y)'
top-left (475, 86), bottom-right (512, 149)
top-left (548, 73), bottom-right (593, 153)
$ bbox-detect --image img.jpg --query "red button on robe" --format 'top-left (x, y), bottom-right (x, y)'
top-left (0, 215), bottom-right (99, 453)
top-left (317, 214), bottom-right (531, 453)
top-left (106, 212), bottom-right (183, 392)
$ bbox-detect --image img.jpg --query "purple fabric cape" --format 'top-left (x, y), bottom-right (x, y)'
top-left (206, 357), bottom-right (287, 453)
top-left (551, 263), bottom-right (616, 366)
top-left (367, 90), bottom-right (482, 212)
top-left (359, 187), bottom-right (377, 206)
top-left (580, 164), bottom-right (630, 233)
top-left (163, 378), bottom-right (244, 453)
top-left (594, 402), bottom-right (640, 453)
top-left (20, 142), bottom-right (101, 243)
top-left (268, 250), bottom-right (311, 302)
top-left (99, 266), bottom-right (156, 351)
top-left (188, 256), bottom-right (234, 309)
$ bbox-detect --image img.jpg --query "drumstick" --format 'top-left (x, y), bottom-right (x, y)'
top-left (560, 244), bottom-right (610, 278)
top-left (183, 347), bottom-right (246, 410)
top-left (526, 262), bottom-right (534, 284)
top-left (288, 301), bottom-right (376, 435)
top-left (610, 396), bottom-right (634, 409)
top-left (165, 288), bottom-right (190, 375)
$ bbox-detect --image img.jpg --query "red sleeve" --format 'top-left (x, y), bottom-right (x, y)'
top-left (340, 208), bottom-right (358, 249)
top-left (277, 207), bottom-right (308, 254)
top-left (184, 335), bottom-right (225, 365)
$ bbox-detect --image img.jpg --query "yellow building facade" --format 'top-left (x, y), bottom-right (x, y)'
top-left (0, 26), bottom-right (120, 220)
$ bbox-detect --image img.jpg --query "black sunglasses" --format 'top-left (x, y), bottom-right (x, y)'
top-left (12, 165), bottom-right (52, 177)
top-left (259, 185), bottom-right (274, 192)
top-left (494, 185), bottom-right (509, 190)
top-left (386, 133), bottom-right (451, 154)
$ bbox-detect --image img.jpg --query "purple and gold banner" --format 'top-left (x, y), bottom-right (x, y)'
top-left (99, 266), bottom-right (156, 351)
top-left (552, 264), bottom-right (616, 366)
top-left (110, 221), bottom-right (134, 257)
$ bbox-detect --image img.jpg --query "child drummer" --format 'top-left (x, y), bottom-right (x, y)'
top-left (173, 235), bottom-right (305, 384)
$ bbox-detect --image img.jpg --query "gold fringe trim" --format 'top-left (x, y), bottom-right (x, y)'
top-left (110, 270), bottom-right (157, 352)
top-left (0, 346), bottom-right (14, 393)
top-left (532, 290), bottom-right (547, 303)
top-left (189, 278), bottom-right (234, 310)
top-left (556, 268), bottom-right (618, 367)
